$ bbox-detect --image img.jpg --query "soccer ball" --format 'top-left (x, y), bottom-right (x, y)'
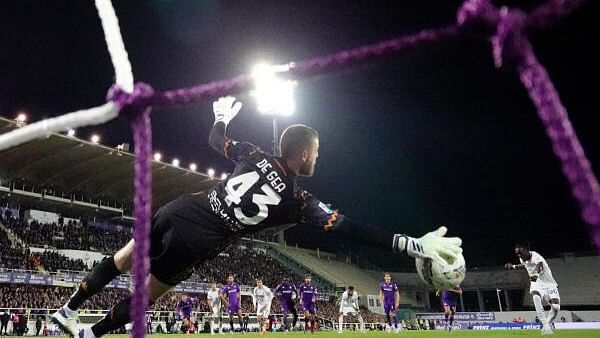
top-left (415, 253), bottom-right (466, 290)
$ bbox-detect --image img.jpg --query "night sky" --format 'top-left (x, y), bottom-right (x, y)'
top-left (1, 1), bottom-right (598, 269)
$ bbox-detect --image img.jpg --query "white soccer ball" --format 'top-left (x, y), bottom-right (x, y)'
top-left (415, 253), bottom-right (466, 290)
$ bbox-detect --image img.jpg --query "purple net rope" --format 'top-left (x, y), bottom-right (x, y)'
top-left (457, 0), bottom-right (599, 245)
top-left (139, 26), bottom-right (461, 108)
top-left (104, 0), bottom-right (595, 336)
top-left (108, 83), bottom-right (154, 338)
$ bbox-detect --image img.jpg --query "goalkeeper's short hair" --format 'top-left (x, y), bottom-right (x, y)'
top-left (280, 124), bottom-right (318, 159)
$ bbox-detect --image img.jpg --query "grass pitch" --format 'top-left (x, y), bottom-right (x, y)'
top-left (93, 330), bottom-right (600, 338)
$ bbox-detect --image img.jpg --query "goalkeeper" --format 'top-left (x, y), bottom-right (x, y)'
top-left (51, 96), bottom-right (462, 338)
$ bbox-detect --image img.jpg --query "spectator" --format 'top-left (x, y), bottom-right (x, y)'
top-left (1, 310), bottom-right (9, 335)
top-left (35, 317), bottom-right (42, 336)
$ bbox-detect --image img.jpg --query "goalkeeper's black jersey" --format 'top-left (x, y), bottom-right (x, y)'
top-left (208, 141), bottom-right (341, 234)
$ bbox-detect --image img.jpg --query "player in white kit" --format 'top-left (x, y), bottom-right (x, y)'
top-left (338, 286), bottom-right (365, 333)
top-left (505, 244), bottom-right (560, 335)
top-left (207, 282), bottom-right (223, 334)
top-left (253, 278), bottom-right (274, 335)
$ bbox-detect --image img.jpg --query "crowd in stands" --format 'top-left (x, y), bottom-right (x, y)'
top-left (0, 231), bottom-right (31, 270)
top-left (32, 251), bottom-right (87, 272)
top-left (3, 177), bottom-right (123, 210)
top-left (3, 217), bottom-right (131, 254)
top-left (192, 246), bottom-right (301, 287)
top-left (0, 231), bottom-right (87, 272)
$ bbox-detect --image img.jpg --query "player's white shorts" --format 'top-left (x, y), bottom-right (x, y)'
top-left (530, 283), bottom-right (560, 302)
top-left (256, 303), bottom-right (271, 317)
top-left (211, 306), bottom-right (221, 317)
top-left (341, 306), bottom-right (359, 316)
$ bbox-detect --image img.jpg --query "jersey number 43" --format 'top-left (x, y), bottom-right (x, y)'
top-left (224, 171), bottom-right (281, 225)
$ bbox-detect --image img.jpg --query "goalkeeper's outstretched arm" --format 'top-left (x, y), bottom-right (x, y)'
top-left (297, 195), bottom-right (462, 266)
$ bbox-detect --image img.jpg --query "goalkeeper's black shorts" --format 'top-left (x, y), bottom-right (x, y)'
top-left (149, 192), bottom-right (238, 286)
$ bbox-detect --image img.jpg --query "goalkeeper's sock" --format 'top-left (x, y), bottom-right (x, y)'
top-left (532, 294), bottom-right (548, 327)
top-left (338, 315), bottom-right (343, 332)
top-left (67, 257), bottom-right (121, 310)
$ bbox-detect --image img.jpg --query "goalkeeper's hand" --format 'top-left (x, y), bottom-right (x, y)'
top-left (213, 96), bottom-right (242, 126)
top-left (393, 226), bottom-right (462, 267)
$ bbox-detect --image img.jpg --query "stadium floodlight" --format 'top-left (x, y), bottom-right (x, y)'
top-left (189, 163), bottom-right (197, 172)
top-left (207, 168), bottom-right (215, 178)
top-left (251, 62), bottom-right (297, 157)
top-left (172, 158), bottom-right (180, 167)
top-left (90, 134), bottom-right (100, 144)
top-left (67, 129), bottom-right (76, 137)
top-left (250, 62), bottom-right (296, 116)
top-left (153, 152), bottom-right (162, 162)
top-left (220, 172), bottom-right (228, 180)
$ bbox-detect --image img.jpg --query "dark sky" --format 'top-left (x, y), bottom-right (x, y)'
top-left (1, 1), bottom-right (598, 268)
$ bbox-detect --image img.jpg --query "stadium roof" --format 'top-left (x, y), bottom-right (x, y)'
top-left (0, 116), bottom-right (216, 215)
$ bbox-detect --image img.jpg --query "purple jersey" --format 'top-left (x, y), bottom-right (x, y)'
top-left (275, 283), bottom-right (297, 303)
top-left (221, 282), bottom-right (241, 313)
top-left (380, 282), bottom-right (398, 305)
top-left (275, 282), bottom-right (297, 313)
top-left (298, 282), bottom-right (317, 305)
top-left (442, 288), bottom-right (460, 310)
top-left (176, 297), bottom-right (197, 319)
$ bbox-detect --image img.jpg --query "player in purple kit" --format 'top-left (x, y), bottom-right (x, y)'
top-left (438, 286), bottom-right (461, 331)
top-left (220, 275), bottom-right (244, 333)
top-left (274, 277), bottom-right (299, 331)
top-left (176, 294), bottom-right (197, 334)
top-left (379, 273), bottom-right (400, 332)
top-left (298, 274), bottom-right (318, 333)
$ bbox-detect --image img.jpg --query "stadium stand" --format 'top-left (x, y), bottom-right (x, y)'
top-left (0, 230), bottom-right (31, 270)
top-left (272, 245), bottom-right (381, 294)
top-left (191, 245), bottom-right (302, 287)
top-left (0, 116), bottom-right (215, 215)
top-left (3, 217), bottom-right (131, 254)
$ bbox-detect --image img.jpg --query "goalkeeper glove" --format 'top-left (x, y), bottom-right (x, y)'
top-left (213, 96), bottom-right (242, 126)
top-left (393, 226), bottom-right (462, 267)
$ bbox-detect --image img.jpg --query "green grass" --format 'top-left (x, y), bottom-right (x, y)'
top-left (93, 331), bottom-right (600, 338)
top-left (6, 332), bottom-right (600, 338)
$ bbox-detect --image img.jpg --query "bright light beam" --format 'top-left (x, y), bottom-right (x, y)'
top-left (250, 63), bottom-right (296, 116)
